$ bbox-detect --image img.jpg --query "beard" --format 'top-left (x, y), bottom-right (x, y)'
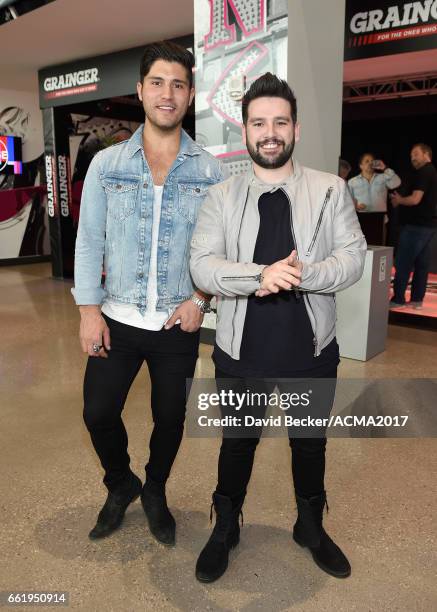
top-left (246, 136), bottom-right (295, 169)
top-left (411, 159), bottom-right (425, 169)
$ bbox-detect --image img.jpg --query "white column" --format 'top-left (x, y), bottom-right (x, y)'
top-left (287, 0), bottom-right (346, 173)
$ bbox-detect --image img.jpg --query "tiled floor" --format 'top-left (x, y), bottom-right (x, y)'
top-left (1, 264), bottom-right (436, 611)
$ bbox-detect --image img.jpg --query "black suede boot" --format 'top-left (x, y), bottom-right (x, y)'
top-left (141, 477), bottom-right (176, 546)
top-left (89, 472), bottom-right (142, 540)
top-left (195, 492), bottom-right (243, 583)
top-left (293, 491), bottom-right (351, 578)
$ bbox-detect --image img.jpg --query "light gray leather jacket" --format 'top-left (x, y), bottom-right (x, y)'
top-left (190, 160), bottom-right (367, 360)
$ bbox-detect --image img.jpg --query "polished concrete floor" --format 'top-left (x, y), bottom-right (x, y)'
top-left (1, 263), bottom-right (436, 612)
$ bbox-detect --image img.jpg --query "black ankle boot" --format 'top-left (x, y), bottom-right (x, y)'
top-left (89, 473), bottom-right (142, 540)
top-left (195, 492), bottom-right (243, 583)
top-left (141, 477), bottom-right (176, 546)
top-left (293, 491), bottom-right (351, 578)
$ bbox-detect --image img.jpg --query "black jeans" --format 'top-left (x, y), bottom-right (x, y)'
top-left (83, 315), bottom-right (199, 493)
top-left (215, 366), bottom-right (337, 502)
top-left (393, 224), bottom-right (436, 303)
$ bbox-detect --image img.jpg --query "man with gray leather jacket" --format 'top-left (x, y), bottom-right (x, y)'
top-left (190, 73), bottom-right (366, 583)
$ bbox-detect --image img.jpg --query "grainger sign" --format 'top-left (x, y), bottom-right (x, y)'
top-left (43, 69), bottom-right (100, 100)
top-left (38, 36), bottom-right (192, 109)
top-left (345, 0), bottom-right (437, 60)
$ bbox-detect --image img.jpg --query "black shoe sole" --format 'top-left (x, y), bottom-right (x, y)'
top-left (88, 492), bottom-right (141, 540)
top-left (195, 535), bottom-right (240, 583)
top-left (293, 533), bottom-right (351, 579)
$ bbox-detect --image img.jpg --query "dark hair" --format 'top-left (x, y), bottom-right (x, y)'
top-left (241, 73), bottom-right (297, 125)
top-left (139, 41), bottom-right (194, 88)
top-left (358, 152), bottom-right (375, 165)
top-left (339, 159), bottom-right (351, 172)
top-left (412, 143), bottom-right (432, 160)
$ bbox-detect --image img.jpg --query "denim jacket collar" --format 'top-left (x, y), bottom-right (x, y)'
top-left (126, 124), bottom-right (202, 159)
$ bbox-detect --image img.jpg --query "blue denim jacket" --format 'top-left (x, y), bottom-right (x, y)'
top-left (72, 125), bottom-right (225, 311)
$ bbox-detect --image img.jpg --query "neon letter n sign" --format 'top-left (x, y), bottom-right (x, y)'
top-left (204, 0), bottom-right (266, 51)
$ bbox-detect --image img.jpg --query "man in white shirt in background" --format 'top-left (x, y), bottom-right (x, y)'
top-left (348, 152), bottom-right (401, 244)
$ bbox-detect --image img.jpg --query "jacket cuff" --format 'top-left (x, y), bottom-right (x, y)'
top-left (71, 286), bottom-right (106, 305)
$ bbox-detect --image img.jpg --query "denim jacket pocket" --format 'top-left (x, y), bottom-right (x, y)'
top-left (177, 182), bottom-right (211, 224)
top-left (102, 175), bottom-right (139, 221)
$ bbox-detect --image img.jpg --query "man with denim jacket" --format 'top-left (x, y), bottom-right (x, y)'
top-left (190, 74), bottom-right (366, 582)
top-left (72, 42), bottom-right (225, 544)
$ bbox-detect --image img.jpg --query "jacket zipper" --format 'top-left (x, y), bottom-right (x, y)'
top-left (228, 188), bottom-right (250, 354)
top-left (283, 188), bottom-right (320, 355)
top-left (306, 187), bottom-right (333, 256)
top-left (281, 188), bottom-right (301, 301)
top-left (221, 274), bottom-right (262, 281)
top-left (304, 293), bottom-right (318, 357)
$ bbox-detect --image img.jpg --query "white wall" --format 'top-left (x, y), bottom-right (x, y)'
top-left (287, 0), bottom-right (346, 174)
top-left (0, 87), bottom-right (44, 162)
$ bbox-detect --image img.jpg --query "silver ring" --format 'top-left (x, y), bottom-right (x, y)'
top-left (92, 343), bottom-right (102, 353)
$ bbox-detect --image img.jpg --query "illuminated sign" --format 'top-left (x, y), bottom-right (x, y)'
top-left (0, 136), bottom-right (23, 174)
top-left (195, 0), bottom-right (287, 175)
top-left (350, 1), bottom-right (437, 32)
top-left (207, 41), bottom-right (269, 126)
top-left (45, 155), bottom-right (57, 217)
top-left (345, 0), bottom-right (437, 60)
top-left (58, 155), bottom-right (71, 217)
top-left (43, 68), bottom-right (99, 100)
top-left (0, 139), bottom-right (7, 171)
top-left (204, 0), bottom-right (266, 50)
top-left (39, 37), bottom-right (192, 109)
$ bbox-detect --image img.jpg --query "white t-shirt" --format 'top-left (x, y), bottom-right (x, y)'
top-left (102, 185), bottom-right (171, 331)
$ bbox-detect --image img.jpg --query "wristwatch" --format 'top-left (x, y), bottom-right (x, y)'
top-left (190, 294), bottom-right (211, 314)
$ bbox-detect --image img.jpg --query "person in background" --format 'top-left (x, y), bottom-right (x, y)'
top-left (390, 143), bottom-right (437, 309)
top-left (348, 153), bottom-right (401, 213)
top-left (338, 158), bottom-right (351, 180)
top-left (348, 153), bottom-right (401, 245)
